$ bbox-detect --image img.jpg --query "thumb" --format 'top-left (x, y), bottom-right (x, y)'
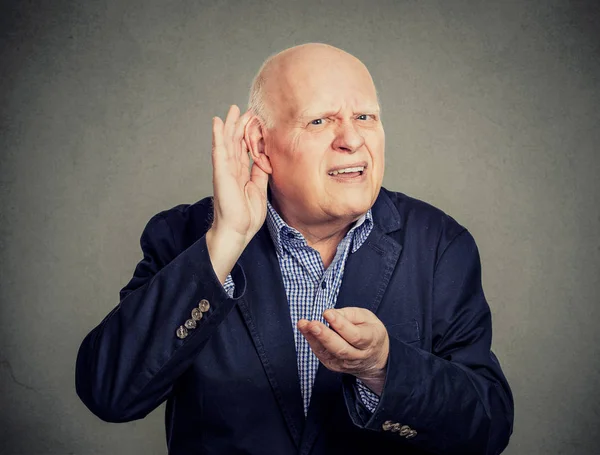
top-left (250, 161), bottom-right (269, 191)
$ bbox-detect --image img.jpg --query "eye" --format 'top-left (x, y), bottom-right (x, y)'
top-left (310, 119), bottom-right (323, 125)
top-left (357, 114), bottom-right (370, 120)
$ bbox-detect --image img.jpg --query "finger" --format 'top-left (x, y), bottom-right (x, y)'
top-left (298, 320), bottom-right (330, 359)
top-left (250, 162), bottom-right (269, 191)
top-left (323, 309), bottom-right (369, 349)
top-left (212, 116), bottom-right (224, 150)
top-left (233, 110), bottom-right (253, 143)
top-left (235, 114), bottom-right (252, 159)
top-left (335, 307), bottom-right (373, 325)
top-left (301, 333), bottom-right (365, 374)
top-left (223, 105), bottom-right (240, 146)
top-left (298, 320), bottom-right (361, 360)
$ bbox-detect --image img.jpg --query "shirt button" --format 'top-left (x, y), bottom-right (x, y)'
top-left (321, 281), bottom-right (326, 289)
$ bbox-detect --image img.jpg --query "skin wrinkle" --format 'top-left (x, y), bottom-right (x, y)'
top-left (248, 43), bottom-right (385, 266)
top-left (240, 43), bottom-right (390, 395)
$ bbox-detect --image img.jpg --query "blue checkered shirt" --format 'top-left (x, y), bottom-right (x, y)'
top-left (223, 202), bottom-right (380, 415)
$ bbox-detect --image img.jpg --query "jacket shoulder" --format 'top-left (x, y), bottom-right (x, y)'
top-left (380, 187), bottom-right (467, 250)
top-left (146, 196), bottom-right (214, 252)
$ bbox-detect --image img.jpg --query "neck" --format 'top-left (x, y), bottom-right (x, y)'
top-left (271, 198), bottom-right (359, 268)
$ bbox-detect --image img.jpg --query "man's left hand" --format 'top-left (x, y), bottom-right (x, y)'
top-left (297, 307), bottom-right (389, 395)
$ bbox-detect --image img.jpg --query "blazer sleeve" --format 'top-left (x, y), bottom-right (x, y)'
top-left (75, 213), bottom-right (246, 423)
top-left (343, 229), bottom-right (514, 455)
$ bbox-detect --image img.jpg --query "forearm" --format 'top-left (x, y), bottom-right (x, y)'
top-left (344, 337), bottom-right (513, 454)
top-left (345, 228), bottom-right (514, 454)
top-left (76, 233), bottom-right (246, 423)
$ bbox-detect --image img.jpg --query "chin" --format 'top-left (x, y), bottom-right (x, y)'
top-left (333, 198), bottom-right (372, 219)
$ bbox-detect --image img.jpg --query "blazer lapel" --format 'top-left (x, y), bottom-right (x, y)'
top-left (300, 190), bottom-right (404, 455)
top-left (236, 225), bottom-right (305, 447)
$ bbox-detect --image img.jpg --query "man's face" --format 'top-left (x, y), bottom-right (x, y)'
top-left (263, 52), bottom-right (385, 225)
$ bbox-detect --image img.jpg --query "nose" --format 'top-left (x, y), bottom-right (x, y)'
top-left (332, 121), bottom-right (365, 153)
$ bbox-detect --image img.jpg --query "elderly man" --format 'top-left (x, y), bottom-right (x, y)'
top-left (76, 43), bottom-right (514, 454)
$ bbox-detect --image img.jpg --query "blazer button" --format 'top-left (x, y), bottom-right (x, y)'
top-left (399, 425), bottom-right (411, 436)
top-left (199, 299), bottom-right (210, 312)
top-left (406, 429), bottom-right (418, 439)
top-left (184, 319), bottom-right (197, 329)
top-left (176, 326), bottom-right (188, 339)
top-left (382, 420), bottom-right (394, 431)
top-left (191, 307), bottom-right (203, 321)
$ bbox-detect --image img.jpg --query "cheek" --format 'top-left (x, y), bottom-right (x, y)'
top-left (292, 135), bottom-right (328, 176)
top-left (367, 133), bottom-right (385, 164)
top-left (271, 135), bottom-right (323, 185)
top-left (378, 136), bottom-right (386, 168)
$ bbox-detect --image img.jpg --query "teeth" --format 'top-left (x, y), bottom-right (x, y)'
top-left (329, 166), bottom-right (365, 176)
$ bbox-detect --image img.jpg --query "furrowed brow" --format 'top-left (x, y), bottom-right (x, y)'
top-left (297, 109), bottom-right (339, 121)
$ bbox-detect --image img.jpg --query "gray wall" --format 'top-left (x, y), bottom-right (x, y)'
top-left (1, 0), bottom-right (599, 453)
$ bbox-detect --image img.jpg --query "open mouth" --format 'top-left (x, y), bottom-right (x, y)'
top-left (327, 164), bottom-right (366, 179)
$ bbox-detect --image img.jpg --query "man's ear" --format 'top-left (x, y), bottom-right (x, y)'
top-left (245, 116), bottom-right (273, 174)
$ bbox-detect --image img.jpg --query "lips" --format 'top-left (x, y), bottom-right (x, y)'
top-left (327, 161), bottom-right (368, 176)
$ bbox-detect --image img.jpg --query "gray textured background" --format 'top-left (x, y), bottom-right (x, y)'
top-left (1, 0), bottom-right (599, 454)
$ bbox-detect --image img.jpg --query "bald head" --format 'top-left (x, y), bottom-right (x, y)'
top-left (248, 43), bottom-right (378, 129)
top-left (244, 43), bottom-right (385, 231)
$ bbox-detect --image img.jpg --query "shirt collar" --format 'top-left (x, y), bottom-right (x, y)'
top-left (266, 201), bottom-right (372, 256)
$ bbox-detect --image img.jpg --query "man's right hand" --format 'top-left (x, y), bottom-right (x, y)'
top-left (206, 105), bottom-right (269, 284)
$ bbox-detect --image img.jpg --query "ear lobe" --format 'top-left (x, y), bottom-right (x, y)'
top-left (245, 116), bottom-right (273, 174)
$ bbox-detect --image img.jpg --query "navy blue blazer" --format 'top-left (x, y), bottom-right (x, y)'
top-left (76, 187), bottom-right (514, 454)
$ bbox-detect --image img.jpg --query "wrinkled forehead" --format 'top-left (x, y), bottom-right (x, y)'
top-left (269, 56), bottom-right (379, 121)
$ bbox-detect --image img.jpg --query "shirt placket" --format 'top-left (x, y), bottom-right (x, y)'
top-left (266, 203), bottom-right (374, 415)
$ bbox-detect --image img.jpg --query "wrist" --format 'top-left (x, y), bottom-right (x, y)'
top-left (206, 227), bottom-right (247, 284)
top-left (356, 370), bottom-right (386, 396)
top-left (355, 339), bottom-right (389, 395)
